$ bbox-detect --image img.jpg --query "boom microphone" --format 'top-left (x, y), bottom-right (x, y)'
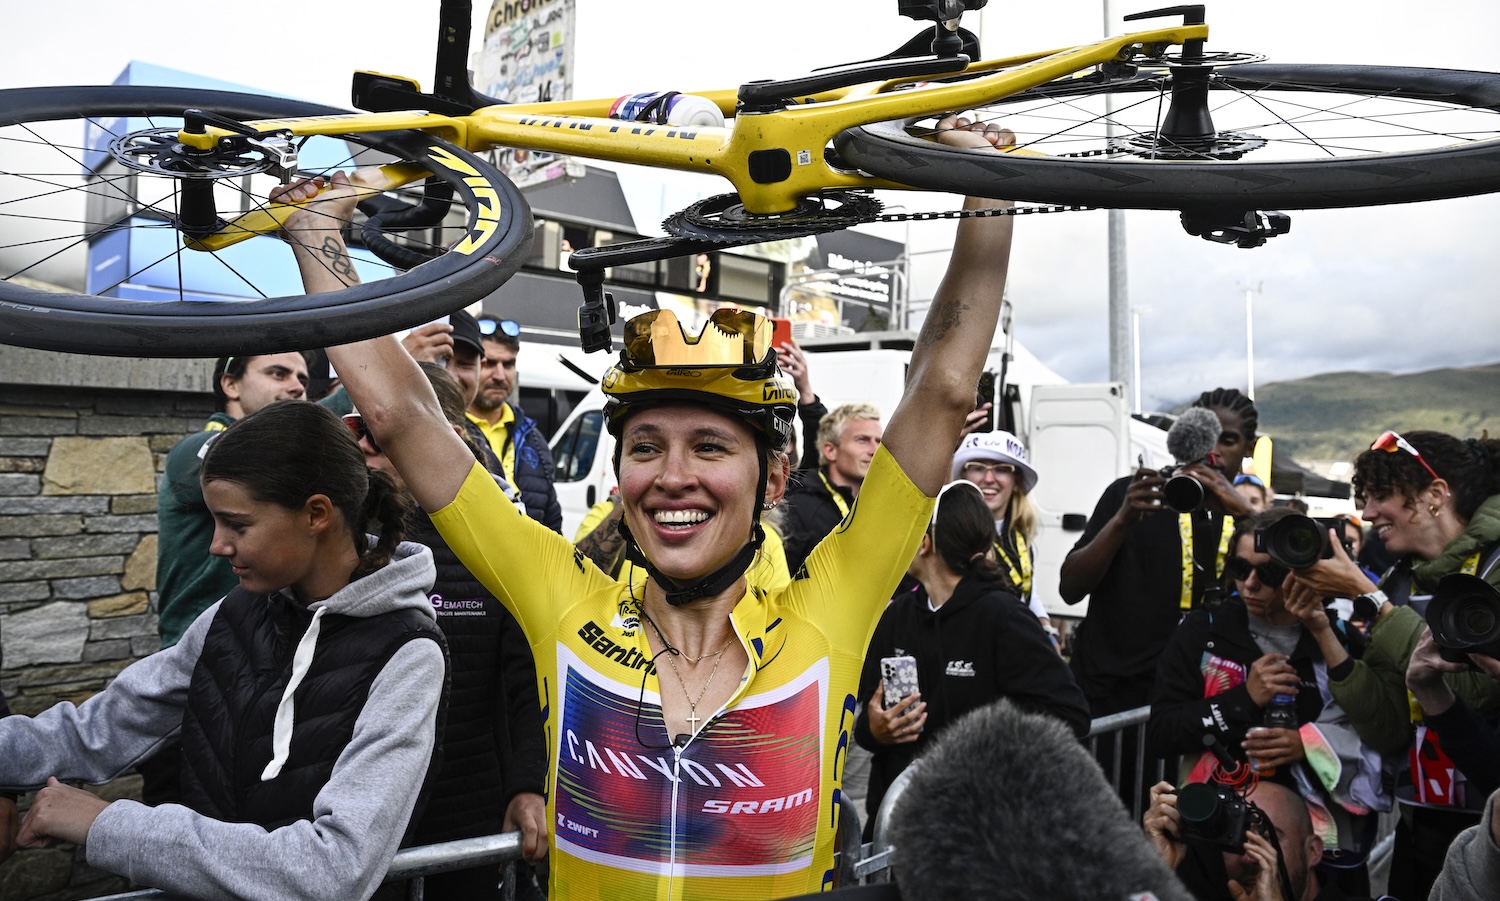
top-left (1166, 407), bottom-right (1222, 465)
top-left (889, 700), bottom-right (1194, 901)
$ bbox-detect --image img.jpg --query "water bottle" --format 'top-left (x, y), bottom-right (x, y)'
top-left (609, 91), bottom-right (725, 128)
top-left (1252, 693), bottom-right (1298, 776)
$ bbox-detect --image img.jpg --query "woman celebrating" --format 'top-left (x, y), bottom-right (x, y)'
top-left (855, 479), bottom-right (1088, 829)
top-left (1288, 429), bottom-right (1500, 899)
top-left (951, 429), bottom-right (1055, 634)
top-left (291, 117), bottom-right (1018, 900)
top-left (0, 401), bottom-right (446, 901)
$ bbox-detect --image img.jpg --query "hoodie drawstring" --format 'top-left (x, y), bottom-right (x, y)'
top-left (261, 605), bottom-right (328, 781)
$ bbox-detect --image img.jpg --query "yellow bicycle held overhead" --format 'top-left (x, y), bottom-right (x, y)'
top-left (4, 0), bottom-right (1500, 357)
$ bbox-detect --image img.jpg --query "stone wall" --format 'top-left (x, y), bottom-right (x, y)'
top-left (1, 372), bottom-right (214, 901)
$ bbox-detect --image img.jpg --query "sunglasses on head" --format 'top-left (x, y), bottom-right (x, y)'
top-left (1370, 430), bottom-right (1441, 482)
top-left (341, 413), bottom-right (381, 454)
top-left (1223, 556), bottom-right (1289, 587)
top-left (478, 317), bottom-right (521, 338)
top-left (621, 308), bottom-right (773, 369)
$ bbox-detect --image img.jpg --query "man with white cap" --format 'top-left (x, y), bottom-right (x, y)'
top-left (952, 430), bottom-right (1056, 639)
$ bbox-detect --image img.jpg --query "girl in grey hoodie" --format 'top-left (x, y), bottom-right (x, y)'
top-left (0, 401), bottom-right (446, 901)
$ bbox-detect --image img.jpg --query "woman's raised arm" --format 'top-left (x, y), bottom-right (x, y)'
top-left (273, 173), bottom-right (475, 512)
top-left (880, 117), bottom-right (1017, 496)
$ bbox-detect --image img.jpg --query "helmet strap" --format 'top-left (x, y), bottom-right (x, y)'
top-left (620, 520), bottom-right (765, 606)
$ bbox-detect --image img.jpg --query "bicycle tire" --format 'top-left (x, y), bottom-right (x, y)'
top-left (0, 86), bottom-right (532, 357)
top-left (834, 64), bottom-right (1500, 210)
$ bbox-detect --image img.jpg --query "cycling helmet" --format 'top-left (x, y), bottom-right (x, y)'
top-left (601, 308), bottom-right (797, 451)
top-left (600, 308), bottom-right (798, 606)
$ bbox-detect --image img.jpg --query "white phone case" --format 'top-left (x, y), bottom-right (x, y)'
top-left (880, 655), bottom-right (920, 710)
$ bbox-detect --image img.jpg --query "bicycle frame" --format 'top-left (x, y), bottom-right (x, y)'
top-left (185, 21), bottom-right (1205, 252)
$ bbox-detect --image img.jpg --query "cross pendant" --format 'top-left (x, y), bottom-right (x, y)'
top-left (686, 708), bottom-right (701, 733)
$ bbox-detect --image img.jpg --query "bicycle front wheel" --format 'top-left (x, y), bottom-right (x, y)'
top-left (835, 64), bottom-right (1500, 210)
top-left (0, 86), bottom-right (532, 357)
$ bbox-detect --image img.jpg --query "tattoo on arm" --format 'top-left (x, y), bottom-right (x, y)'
top-left (576, 504), bottom-right (626, 571)
top-left (917, 298), bottom-right (968, 347)
top-left (320, 236), bottom-right (356, 282)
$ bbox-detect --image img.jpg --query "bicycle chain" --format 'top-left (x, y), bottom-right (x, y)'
top-left (877, 202), bottom-right (1094, 222)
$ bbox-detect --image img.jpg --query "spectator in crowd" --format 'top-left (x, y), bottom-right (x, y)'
top-left (781, 402), bottom-right (884, 575)
top-left (855, 480), bottom-right (1088, 831)
top-left (1148, 508), bottom-right (1389, 879)
top-left (0, 402), bottom-right (446, 901)
top-left (952, 429), bottom-right (1056, 639)
top-left (1235, 473), bottom-right (1271, 514)
top-left (1287, 429), bottom-right (1500, 900)
top-left (469, 316), bottom-right (563, 531)
top-left (1061, 388), bottom-right (1258, 796)
top-left (1143, 779), bottom-right (1367, 901)
top-left (347, 363), bottom-right (548, 900)
top-left (156, 353), bottom-right (312, 650)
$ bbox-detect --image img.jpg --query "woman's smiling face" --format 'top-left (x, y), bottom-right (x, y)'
top-left (618, 403), bottom-right (781, 585)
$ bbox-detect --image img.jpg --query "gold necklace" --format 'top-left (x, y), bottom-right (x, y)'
top-left (644, 613), bottom-right (733, 734)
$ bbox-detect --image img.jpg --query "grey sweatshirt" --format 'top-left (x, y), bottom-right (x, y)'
top-left (0, 540), bottom-right (442, 901)
top-left (1431, 787), bottom-right (1500, 901)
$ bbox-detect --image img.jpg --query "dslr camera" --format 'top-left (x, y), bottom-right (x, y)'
top-left (1428, 573), bottom-right (1500, 664)
top-left (1156, 464), bottom-right (1207, 514)
top-left (1176, 781), bottom-right (1268, 853)
top-left (1253, 514), bottom-right (1352, 569)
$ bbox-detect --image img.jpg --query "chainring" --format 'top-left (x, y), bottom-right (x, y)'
top-left (663, 191), bottom-right (883, 242)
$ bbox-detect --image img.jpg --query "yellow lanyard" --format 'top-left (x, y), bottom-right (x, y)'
top-left (994, 531), bottom-right (1033, 595)
top-left (819, 470), bottom-right (851, 519)
top-left (1179, 513), bottom-right (1234, 610)
top-left (1461, 551), bottom-right (1482, 576)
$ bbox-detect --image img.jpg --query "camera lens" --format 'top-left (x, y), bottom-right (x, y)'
top-left (1163, 474), bottom-right (1204, 513)
top-left (1429, 573), bottom-right (1500, 659)
top-left (1259, 514), bottom-right (1327, 569)
top-left (1455, 600), bottom-right (1499, 641)
top-left (1177, 783), bottom-right (1222, 825)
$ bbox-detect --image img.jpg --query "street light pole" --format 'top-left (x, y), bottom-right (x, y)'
top-left (1103, 0), bottom-right (1131, 398)
top-left (1244, 281), bottom-right (1261, 401)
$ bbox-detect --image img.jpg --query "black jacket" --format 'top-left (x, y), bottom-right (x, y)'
top-left (407, 511), bottom-right (547, 844)
top-left (781, 466), bottom-right (854, 576)
top-left (1146, 600), bottom-right (1337, 763)
top-left (180, 587), bottom-right (445, 832)
top-left (854, 576), bottom-right (1091, 822)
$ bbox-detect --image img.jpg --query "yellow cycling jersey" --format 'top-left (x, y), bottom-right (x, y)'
top-left (431, 445), bottom-right (932, 900)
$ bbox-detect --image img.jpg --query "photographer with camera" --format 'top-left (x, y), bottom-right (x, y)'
top-left (1282, 429), bottom-right (1500, 900)
top-left (1063, 391), bottom-right (1258, 758)
top-left (1148, 508), bottom-right (1389, 886)
top-left (1144, 779), bottom-right (1366, 901)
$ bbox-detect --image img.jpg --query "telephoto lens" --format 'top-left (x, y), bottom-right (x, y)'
top-left (1254, 514), bottom-right (1330, 569)
top-left (1428, 573), bottom-right (1500, 664)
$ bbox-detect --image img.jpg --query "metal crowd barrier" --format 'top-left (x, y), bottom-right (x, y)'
top-left (84, 704), bottom-right (1396, 898)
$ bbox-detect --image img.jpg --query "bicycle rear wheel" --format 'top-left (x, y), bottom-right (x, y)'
top-left (0, 86), bottom-right (531, 357)
top-left (835, 64), bottom-right (1500, 210)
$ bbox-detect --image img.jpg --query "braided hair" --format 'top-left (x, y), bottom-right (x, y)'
top-left (201, 401), bottom-right (412, 582)
top-left (1192, 387), bottom-right (1259, 442)
top-left (1352, 430), bottom-right (1500, 522)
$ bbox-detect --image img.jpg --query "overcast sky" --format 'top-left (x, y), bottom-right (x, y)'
top-left (5, 0), bottom-right (1499, 408)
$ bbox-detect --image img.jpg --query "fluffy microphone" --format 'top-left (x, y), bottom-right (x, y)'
top-left (889, 700), bottom-right (1195, 901)
top-left (1166, 407), bottom-right (1222, 465)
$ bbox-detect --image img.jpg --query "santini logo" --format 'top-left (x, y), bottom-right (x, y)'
top-left (578, 621), bottom-right (653, 671)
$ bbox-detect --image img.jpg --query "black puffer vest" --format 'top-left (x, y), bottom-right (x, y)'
top-left (179, 586), bottom-right (445, 831)
top-left (407, 512), bottom-right (545, 843)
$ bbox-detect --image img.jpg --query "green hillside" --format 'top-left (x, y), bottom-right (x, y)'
top-left (1252, 361), bottom-right (1500, 463)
